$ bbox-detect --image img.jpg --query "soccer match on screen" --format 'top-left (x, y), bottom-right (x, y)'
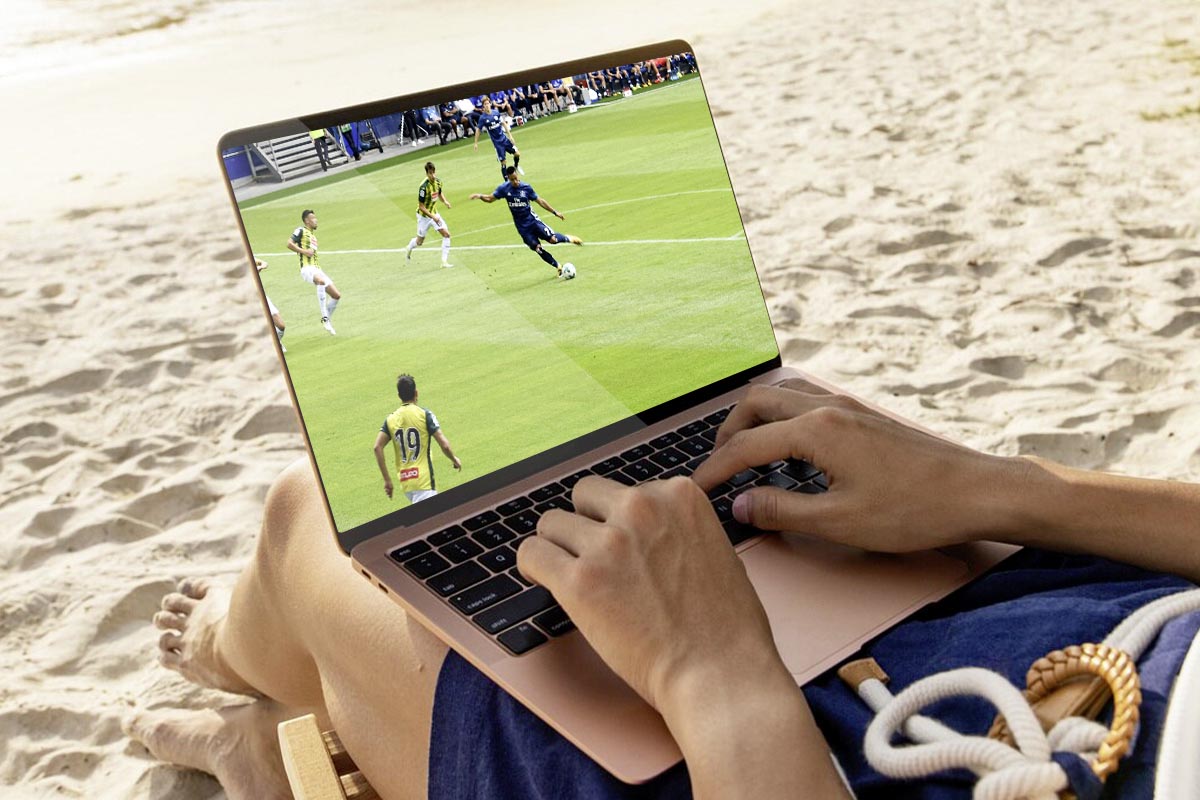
top-left (223, 51), bottom-right (778, 532)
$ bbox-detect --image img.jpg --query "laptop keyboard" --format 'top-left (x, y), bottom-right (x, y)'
top-left (387, 404), bottom-right (828, 655)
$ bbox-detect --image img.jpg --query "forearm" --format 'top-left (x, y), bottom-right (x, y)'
top-left (993, 456), bottom-right (1200, 583)
top-left (373, 449), bottom-right (390, 482)
top-left (665, 665), bottom-right (849, 800)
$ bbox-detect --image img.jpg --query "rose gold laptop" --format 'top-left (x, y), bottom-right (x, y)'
top-left (218, 40), bottom-right (1013, 783)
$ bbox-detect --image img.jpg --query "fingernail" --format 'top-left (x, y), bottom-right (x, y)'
top-left (732, 492), bottom-right (750, 524)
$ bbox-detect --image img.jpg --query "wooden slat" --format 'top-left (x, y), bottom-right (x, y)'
top-left (277, 715), bottom-right (348, 800)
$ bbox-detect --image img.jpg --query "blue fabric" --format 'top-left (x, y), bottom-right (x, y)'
top-left (427, 549), bottom-right (1199, 799)
top-left (1051, 752), bottom-right (1103, 800)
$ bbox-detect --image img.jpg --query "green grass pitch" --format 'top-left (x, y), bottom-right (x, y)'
top-left (238, 77), bottom-right (779, 531)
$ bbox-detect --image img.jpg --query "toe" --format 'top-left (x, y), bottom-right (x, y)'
top-left (159, 648), bottom-right (184, 671)
top-left (159, 630), bottom-right (183, 653)
top-left (177, 578), bottom-right (210, 599)
top-left (162, 592), bottom-right (198, 615)
top-left (154, 610), bottom-right (188, 631)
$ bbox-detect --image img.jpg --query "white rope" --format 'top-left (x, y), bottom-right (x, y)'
top-left (854, 588), bottom-right (1200, 799)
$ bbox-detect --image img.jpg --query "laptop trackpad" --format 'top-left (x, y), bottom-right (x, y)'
top-left (739, 533), bottom-right (968, 684)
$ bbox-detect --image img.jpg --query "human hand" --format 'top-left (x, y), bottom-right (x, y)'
top-left (556, 211), bottom-right (565, 220)
top-left (691, 379), bottom-right (1019, 552)
top-left (452, 457), bottom-right (462, 471)
top-left (473, 142), bottom-right (478, 151)
top-left (383, 480), bottom-right (393, 499)
top-left (517, 477), bottom-right (790, 719)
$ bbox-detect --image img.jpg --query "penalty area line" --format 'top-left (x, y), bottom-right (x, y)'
top-left (256, 236), bottom-right (747, 257)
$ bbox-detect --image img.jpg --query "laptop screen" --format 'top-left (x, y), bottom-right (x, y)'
top-left (219, 42), bottom-right (779, 544)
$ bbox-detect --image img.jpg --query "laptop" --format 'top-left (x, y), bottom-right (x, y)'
top-left (218, 40), bottom-right (1013, 783)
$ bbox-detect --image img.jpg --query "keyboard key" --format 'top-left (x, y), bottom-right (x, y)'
top-left (685, 456), bottom-right (707, 473)
top-left (677, 436), bottom-right (712, 457)
top-left (462, 511), bottom-right (501, 532)
top-left (813, 474), bottom-right (829, 490)
top-left (561, 469), bottom-right (592, 489)
top-left (621, 459), bottom-right (664, 482)
top-left (728, 469), bottom-right (757, 488)
top-left (782, 458), bottom-right (822, 482)
top-left (649, 447), bottom-right (686, 469)
top-left (439, 538), bottom-right (484, 564)
top-left (428, 525), bottom-right (467, 546)
top-left (591, 456), bottom-right (625, 475)
top-left (796, 481), bottom-right (825, 494)
top-left (533, 605), bottom-right (575, 637)
top-left (712, 496), bottom-right (734, 522)
top-left (479, 545), bottom-right (519, 573)
top-left (403, 552), bottom-right (450, 579)
top-left (450, 573), bottom-right (522, 615)
top-left (703, 408), bottom-right (730, 426)
top-left (724, 519), bottom-right (759, 546)
top-left (620, 444), bottom-right (653, 461)
top-left (427, 560), bottom-right (489, 596)
top-left (707, 481), bottom-right (732, 500)
top-left (752, 460), bottom-right (786, 476)
top-left (659, 466), bottom-right (688, 480)
top-left (534, 495), bottom-right (573, 514)
top-left (677, 420), bottom-right (708, 438)
top-left (648, 431), bottom-right (682, 449)
top-left (610, 471), bottom-right (637, 486)
top-left (758, 472), bottom-right (798, 490)
top-left (699, 428), bottom-right (719, 443)
top-left (505, 510), bottom-right (540, 535)
top-left (474, 586), bottom-right (556, 634)
top-left (388, 540), bottom-right (430, 563)
top-left (529, 482), bottom-right (565, 503)
top-left (497, 622), bottom-right (548, 655)
top-left (509, 566), bottom-right (533, 587)
top-left (496, 497), bottom-right (533, 516)
top-left (471, 524), bottom-right (516, 548)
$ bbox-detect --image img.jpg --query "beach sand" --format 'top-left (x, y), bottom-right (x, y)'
top-left (1, 0), bottom-right (1197, 796)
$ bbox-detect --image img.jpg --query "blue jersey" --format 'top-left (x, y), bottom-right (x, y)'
top-left (492, 181), bottom-right (541, 228)
top-left (489, 91), bottom-right (508, 104)
top-left (477, 111), bottom-right (509, 145)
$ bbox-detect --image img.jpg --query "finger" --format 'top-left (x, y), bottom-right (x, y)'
top-left (777, 377), bottom-right (834, 395)
top-left (516, 534), bottom-right (576, 590)
top-left (535, 508), bottom-right (605, 556)
top-left (693, 417), bottom-right (825, 490)
top-left (716, 386), bottom-right (829, 448)
top-left (570, 475), bottom-right (631, 522)
top-left (730, 486), bottom-right (839, 535)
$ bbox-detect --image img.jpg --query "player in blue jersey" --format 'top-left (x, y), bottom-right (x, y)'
top-left (472, 96), bottom-right (523, 180)
top-left (469, 166), bottom-right (582, 278)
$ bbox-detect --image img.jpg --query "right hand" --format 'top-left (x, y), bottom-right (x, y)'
top-left (383, 479), bottom-right (394, 499)
top-left (691, 380), bottom-right (1021, 552)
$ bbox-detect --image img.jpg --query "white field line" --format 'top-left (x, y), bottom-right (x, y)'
top-left (257, 234), bottom-right (745, 257)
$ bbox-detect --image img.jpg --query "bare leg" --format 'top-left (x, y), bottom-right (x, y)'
top-left (129, 459), bottom-right (447, 800)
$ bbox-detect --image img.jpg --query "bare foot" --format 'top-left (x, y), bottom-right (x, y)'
top-left (126, 700), bottom-right (293, 800)
top-left (154, 578), bottom-right (258, 695)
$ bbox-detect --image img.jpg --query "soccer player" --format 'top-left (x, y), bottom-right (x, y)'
top-left (373, 373), bottom-right (462, 504)
top-left (472, 96), bottom-right (523, 180)
top-left (285, 209), bottom-right (341, 335)
top-left (255, 258), bottom-right (285, 352)
top-left (405, 162), bottom-right (453, 268)
top-left (469, 166), bottom-right (582, 278)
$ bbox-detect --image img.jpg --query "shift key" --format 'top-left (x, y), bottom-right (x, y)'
top-left (474, 586), bottom-right (556, 634)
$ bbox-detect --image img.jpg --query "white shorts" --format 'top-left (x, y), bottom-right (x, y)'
top-left (416, 213), bottom-right (448, 238)
top-left (299, 265), bottom-right (330, 286)
top-left (266, 295), bottom-right (280, 317)
top-left (406, 489), bottom-right (438, 504)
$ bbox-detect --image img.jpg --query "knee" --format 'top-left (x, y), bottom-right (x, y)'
top-left (258, 459), bottom-right (327, 562)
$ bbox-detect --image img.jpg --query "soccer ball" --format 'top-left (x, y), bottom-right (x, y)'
top-left (560, 263), bottom-right (576, 280)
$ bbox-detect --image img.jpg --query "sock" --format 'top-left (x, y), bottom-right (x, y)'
top-left (276, 326), bottom-right (285, 342)
top-left (441, 237), bottom-right (451, 263)
top-left (514, 154), bottom-right (520, 170)
top-left (552, 233), bottom-right (572, 244)
top-left (317, 284), bottom-right (328, 318)
top-left (407, 237), bottom-right (418, 252)
top-left (536, 247), bottom-right (558, 268)
top-left (326, 297), bottom-right (339, 318)
top-left (500, 164), bottom-right (507, 180)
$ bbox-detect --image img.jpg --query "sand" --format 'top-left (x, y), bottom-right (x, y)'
top-left (1, 0), bottom-right (1198, 797)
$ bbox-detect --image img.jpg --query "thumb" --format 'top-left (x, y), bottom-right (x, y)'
top-left (732, 487), bottom-right (837, 534)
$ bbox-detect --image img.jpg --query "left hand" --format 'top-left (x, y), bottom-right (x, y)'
top-left (517, 477), bottom-right (788, 717)
top-left (383, 480), bottom-right (393, 499)
top-left (555, 211), bottom-right (565, 220)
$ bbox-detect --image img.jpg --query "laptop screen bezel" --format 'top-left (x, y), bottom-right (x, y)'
top-left (217, 39), bottom-right (782, 555)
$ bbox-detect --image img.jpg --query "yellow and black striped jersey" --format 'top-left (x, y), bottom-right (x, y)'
top-left (290, 225), bottom-right (318, 267)
top-left (381, 403), bottom-right (441, 492)
top-left (417, 177), bottom-right (444, 217)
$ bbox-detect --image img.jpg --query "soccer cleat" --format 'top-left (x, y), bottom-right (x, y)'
top-left (322, 317), bottom-right (336, 335)
top-left (569, 235), bottom-right (583, 246)
top-left (441, 262), bottom-right (454, 269)
top-left (405, 248), bottom-right (412, 262)
top-left (517, 165), bottom-right (526, 175)
top-left (281, 344), bottom-right (287, 353)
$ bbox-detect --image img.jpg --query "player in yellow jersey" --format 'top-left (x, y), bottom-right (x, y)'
top-left (285, 209), bottom-right (342, 335)
top-left (403, 162), bottom-right (454, 269)
top-left (372, 373), bottom-right (462, 504)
